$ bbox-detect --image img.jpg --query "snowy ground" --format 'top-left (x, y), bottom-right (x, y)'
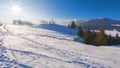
top-left (0, 24), bottom-right (120, 68)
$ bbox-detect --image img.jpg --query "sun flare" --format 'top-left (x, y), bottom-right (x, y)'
top-left (11, 5), bottom-right (22, 14)
top-left (9, 0), bottom-right (23, 14)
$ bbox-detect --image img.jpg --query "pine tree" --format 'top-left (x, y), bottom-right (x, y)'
top-left (83, 27), bottom-right (93, 44)
top-left (70, 21), bottom-right (76, 29)
top-left (68, 24), bottom-right (70, 28)
top-left (77, 26), bottom-right (83, 37)
top-left (116, 33), bottom-right (119, 44)
top-left (91, 31), bottom-right (96, 43)
top-left (94, 26), bottom-right (107, 45)
top-left (107, 34), bottom-right (112, 45)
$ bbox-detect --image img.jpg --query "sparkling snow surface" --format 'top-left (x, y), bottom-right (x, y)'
top-left (0, 24), bottom-right (120, 68)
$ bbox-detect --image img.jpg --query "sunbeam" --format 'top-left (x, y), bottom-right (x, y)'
top-left (9, 0), bottom-right (24, 14)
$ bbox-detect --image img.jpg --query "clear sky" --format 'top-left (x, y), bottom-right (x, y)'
top-left (0, 0), bottom-right (120, 23)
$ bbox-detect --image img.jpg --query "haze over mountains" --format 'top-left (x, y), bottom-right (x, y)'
top-left (66, 18), bottom-right (120, 31)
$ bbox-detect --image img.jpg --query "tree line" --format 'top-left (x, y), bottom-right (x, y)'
top-left (69, 21), bottom-right (120, 46)
top-left (13, 20), bottom-right (33, 25)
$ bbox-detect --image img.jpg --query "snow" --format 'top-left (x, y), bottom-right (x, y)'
top-left (105, 30), bottom-right (120, 37)
top-left (93, 30), bottom-right (120, 37)
top-left (0, 24), bottom-right (120, 68)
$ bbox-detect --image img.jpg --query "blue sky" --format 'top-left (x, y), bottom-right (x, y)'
top-left (0, 0), bottom-right (120, 23)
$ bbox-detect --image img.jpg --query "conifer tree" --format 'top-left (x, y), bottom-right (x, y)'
top-left (94, 26), bottom-right (107, 45)
top-left (70, 21), bottom-right (76, 29)
top-left (83, 27), bottom-right (93, 44)
top-left (116, 33), bottom-right (120, 44)
top-left (77, 26), bottom-right (83, 37)
top-left (68, 24), bottom-right (70, 28)
top-left (107, 34), bottom-right (112, 45)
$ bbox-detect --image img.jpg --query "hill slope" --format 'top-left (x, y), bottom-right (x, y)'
top-left (0, 24), bottom-right (120, 68)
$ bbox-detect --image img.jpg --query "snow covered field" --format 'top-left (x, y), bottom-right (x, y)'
top-left (0, 24), bottom-right (120, 68)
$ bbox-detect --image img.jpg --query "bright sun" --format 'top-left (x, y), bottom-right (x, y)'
top-left (11, 5), bottom-right (22, 14)
top-left (9, 0), bottom-right (23, 14)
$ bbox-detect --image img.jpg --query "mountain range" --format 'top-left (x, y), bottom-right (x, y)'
top-left (66, 18), bottom-right (120, 31)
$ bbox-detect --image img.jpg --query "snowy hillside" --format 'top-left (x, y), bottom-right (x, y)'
top-left (36, 24), bottom-right (77, 35)
top-left (0, 24), bottom-right (120, 68)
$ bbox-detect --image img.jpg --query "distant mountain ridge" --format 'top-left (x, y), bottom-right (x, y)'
top-left (66, 18), bottom-right (120, 31)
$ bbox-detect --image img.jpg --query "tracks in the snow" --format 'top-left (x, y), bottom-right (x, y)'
top-left (0, 24), bottom-right (33, 68)
top-left (1, 24), bottom-right (112, 68)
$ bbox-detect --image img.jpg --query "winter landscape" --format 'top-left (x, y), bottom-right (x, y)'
top-left (0, 0), bottom-right (120, 68)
